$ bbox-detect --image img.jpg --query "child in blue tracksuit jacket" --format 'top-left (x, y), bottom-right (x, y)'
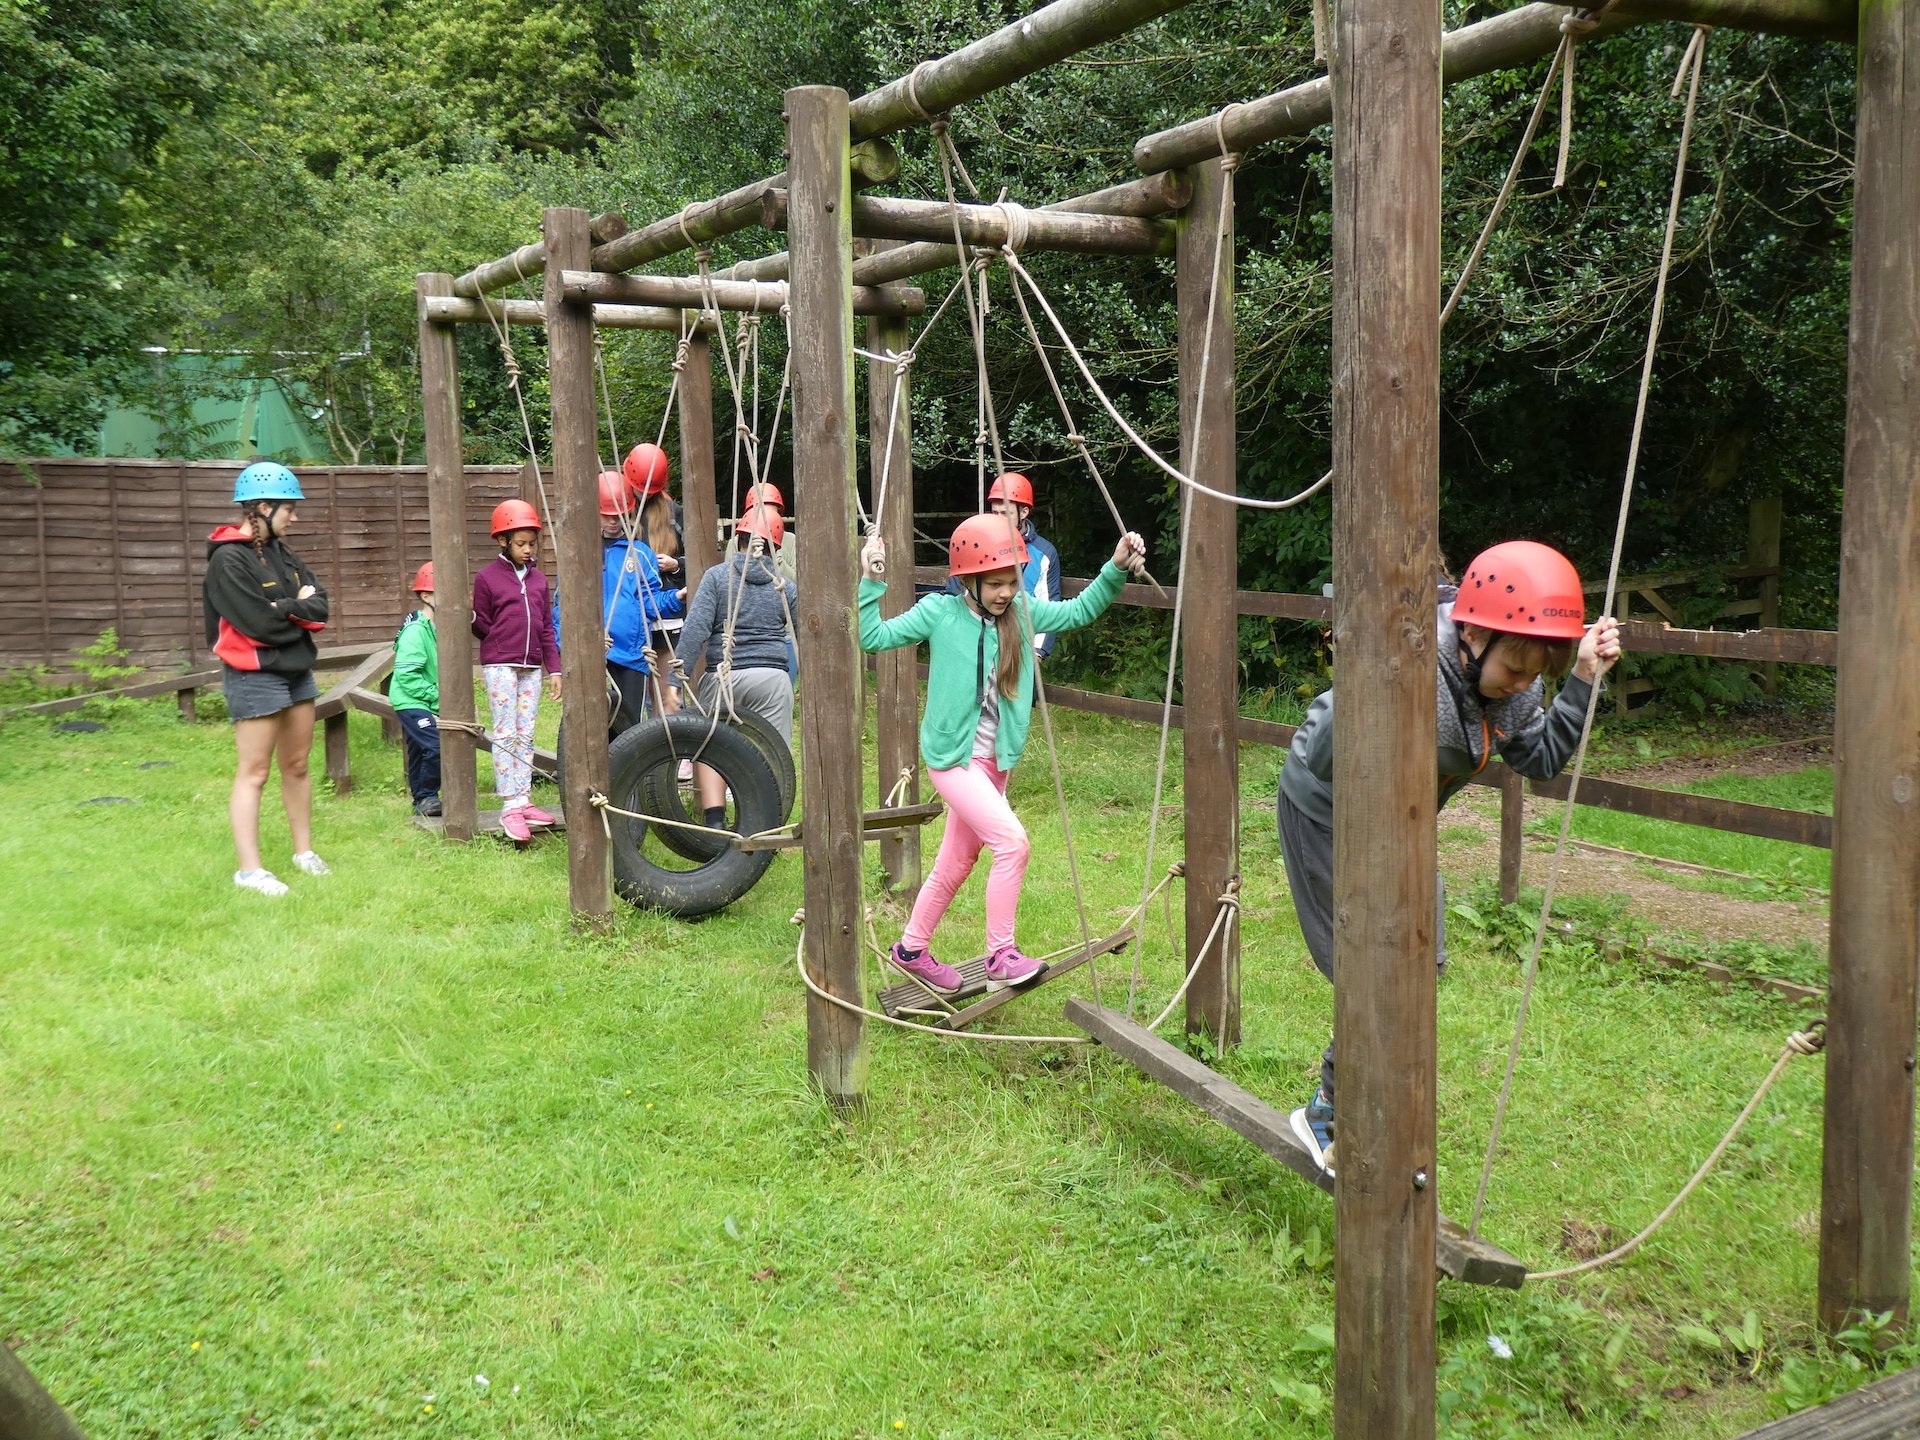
top-left (948, 473), bottom-right (1066, 659)
top-left (597, 472), bottom-right (684, 734)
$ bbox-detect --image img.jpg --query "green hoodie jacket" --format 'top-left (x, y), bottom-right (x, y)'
top-left (858, 561), bottom-right (1127, 771)
top-left (390, 608), bottom-right (439, 713)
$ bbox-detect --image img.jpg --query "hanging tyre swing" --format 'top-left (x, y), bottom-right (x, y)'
top-left (642, 704), bottom-right (797, 863)
top-left (604, 711), bottom-right (783, 918)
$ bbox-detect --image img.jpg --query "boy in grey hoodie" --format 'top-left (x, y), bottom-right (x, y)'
top-left (1278, 541), bottom-right (1621, 1174)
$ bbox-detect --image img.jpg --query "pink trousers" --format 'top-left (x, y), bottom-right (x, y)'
top-left (902, 760), bottom-right (1030, 955)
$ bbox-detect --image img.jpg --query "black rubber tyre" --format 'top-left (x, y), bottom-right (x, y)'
top-left (642, 705), bottom-right (796, 862)
top-left (606, 711), bottom-right (782, 919)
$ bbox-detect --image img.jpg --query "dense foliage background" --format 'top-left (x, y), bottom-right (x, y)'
top-left (1, 0), bottom-right (1857, 694)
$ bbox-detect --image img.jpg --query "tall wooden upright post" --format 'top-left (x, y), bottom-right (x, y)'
top-left (1178, 156), bottom-right (1241, 1045)
top-left (543, 207), bottom-right (614, 926)
top-left (1820, 0), bottom-right (1920, 1335)
top-left (1330, 0), bottom-right (1442, 1425)
top-left (416, 272), bottom-right (479, 842)
top-left (679, 329), bottom-right (720, 592)
top-left (788, 85), bottom-right (867, 1105)
top-left (868, 274), bottom-right (921, 894)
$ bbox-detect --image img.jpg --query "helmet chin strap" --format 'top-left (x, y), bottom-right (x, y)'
top-left (1461, 630), bottom-right (1489, 692)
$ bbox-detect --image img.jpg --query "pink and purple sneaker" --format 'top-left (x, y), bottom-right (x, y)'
top-left (888, 942), bottom-right (962, 996)
top-left (984, 945), bottom-right (1045, 989)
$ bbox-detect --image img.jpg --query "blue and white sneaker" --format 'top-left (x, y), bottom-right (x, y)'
top-left (1289, 1084), bottom-right (1336, 1177)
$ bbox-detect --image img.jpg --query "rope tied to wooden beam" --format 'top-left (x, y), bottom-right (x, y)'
top-left (1213, 102), bottom-right (1245, 172)
top-left (992, 200), bottom-right (1033, 255)
top-left (901, 59), bottom-right (942, 124)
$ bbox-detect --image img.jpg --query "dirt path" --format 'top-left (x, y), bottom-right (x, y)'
top-left (1439, 786), bottom-right (1829, 952)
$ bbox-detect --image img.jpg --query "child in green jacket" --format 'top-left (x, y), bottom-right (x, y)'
top-left (858, 515), bottom-right (1145, 994)
top-left (391, 561), bottom-right (442, 816)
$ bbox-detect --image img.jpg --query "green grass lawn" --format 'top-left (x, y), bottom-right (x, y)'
top-left (1, 695), bottom-right (1907, 1438)
top-left (1539, 769), bottom-right (1833, 892)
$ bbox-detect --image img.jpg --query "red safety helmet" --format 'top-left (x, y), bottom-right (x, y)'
top-left (1454, 541), bottom-right (1587, 640)
top-left (746, 481), bottom-right (784, 511)
top-left (737, 506), bottom-right (785, 548)
top-left (409, 561), bottom-right (435, 594)
top-left (489, 499), bottom-right (542, 537)
top-left (623, 442), bottom-right (671, 497)
top-left (598, 470), bottom-right (635, 517)
top-left (949, 513), bottom-right (1029, 577)
top-left (987, 471), bottom-right (1034, 509)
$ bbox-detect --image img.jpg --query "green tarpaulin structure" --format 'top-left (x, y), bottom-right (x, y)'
top-left (71, 351), bottom-right (332, 462)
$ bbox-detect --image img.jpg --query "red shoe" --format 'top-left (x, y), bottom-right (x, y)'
top-left (520, 805), bottom-right (557, 826)
top-left (500, 808), bottom-right (533, 842)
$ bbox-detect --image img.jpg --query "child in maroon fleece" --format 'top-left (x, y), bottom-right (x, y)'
top-left (471, 516), bottom-right (561, 840)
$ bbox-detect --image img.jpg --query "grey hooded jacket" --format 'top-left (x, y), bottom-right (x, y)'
top-left (1278, 587), bottom-right (1596, 829)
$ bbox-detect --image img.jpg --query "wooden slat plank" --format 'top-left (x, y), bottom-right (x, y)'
top-left (937, 929), bottom-right (1132, 1029)
top-left (1064, 1000), bottom-right (1527, 1289)
top-left (313, 645), bottom-right (396, 720)
top-left (1733, 1365), bottom-right (1920, 1438)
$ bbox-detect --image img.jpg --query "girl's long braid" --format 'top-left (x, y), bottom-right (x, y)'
top-left (248, 505), bottom-right (270, 567)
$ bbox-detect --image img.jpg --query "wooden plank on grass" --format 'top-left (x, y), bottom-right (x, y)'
top-left (1063, 999), bottom-right (1527, 1289)
top-left (1732, 1364), bottom-right (1920, 1438)
top-left (313, 645), bottom-right (395, 720)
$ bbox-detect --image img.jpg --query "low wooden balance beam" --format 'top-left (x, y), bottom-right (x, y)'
top-left (878, 928), bottom-right (1135, 1031)
top-left (1064, 998), bottom-right (1528, 1289)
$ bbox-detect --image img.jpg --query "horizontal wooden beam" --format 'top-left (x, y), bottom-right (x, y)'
top-left (345, 685), bottom-right (556, 775)
top-left (1526, 768), bottom-right (1833, 847)
top-left (1136, 0), bottom-right (1853, 174)
top-left (5, 643), bottom-right (386, 718)
top-left (422, 296), bottom-right (715, 332)
top-left (728, 171), bottom-right (1194, 286)
top-left (1063, 999), bottom-right (1528, 1288)
top-left (447, 213), bottom-right (626, 301)
top-left (561, 269), bottom-right (926, 318)
top-left (312, 645), bottom-right (395, 721)
top-left (759, 191), bottom-right (1177, 257)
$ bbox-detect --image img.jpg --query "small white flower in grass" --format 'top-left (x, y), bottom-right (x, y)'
top-left (1487, 1334), bottom-right (1513, 1360)
top-left (511, 1385), bottom-right (521, 1396)
top-left (474, 1375), bottom-right (489, 1389)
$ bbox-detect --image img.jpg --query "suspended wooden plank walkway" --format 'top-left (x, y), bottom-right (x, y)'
top-left (1064, 998), bottom-right (1528, 1289)
top-left (878, 928), bottom-right (1135, 1030)
top-left (733, 800), bottom-right (944, 853)
top-left (1733, 1365), bottom-right (1920, 1439)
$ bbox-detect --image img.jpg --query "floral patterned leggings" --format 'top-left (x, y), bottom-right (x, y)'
top-left (482, 664), bottom-right (541, 809)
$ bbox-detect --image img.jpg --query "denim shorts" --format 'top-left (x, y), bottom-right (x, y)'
top-left (222, 665), bottom-right (319, 722)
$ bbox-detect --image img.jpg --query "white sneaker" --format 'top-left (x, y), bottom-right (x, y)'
top-left (290, 851), bottom-right (331, 877)
top-left (235, 869), bottom-right (289, 897)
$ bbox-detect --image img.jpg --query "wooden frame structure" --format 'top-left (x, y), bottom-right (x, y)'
top-left (420, 0), bottom-right (1912, 1430)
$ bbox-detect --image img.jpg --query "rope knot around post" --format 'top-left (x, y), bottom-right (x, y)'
top-left (1560, 6), bottom-right (1602, 35)
top-left (994, 201), bottom-right (1033, 255)
top-left (672, 338), bottom-right (691, 373)
top-left (903, 59), bottom-right (942, 124)
top-left (1786, 1019), bottom-right (1827, 1056)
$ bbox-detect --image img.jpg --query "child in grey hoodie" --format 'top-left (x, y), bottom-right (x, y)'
top-left (1278, 541), bottom-right (1621, 1174)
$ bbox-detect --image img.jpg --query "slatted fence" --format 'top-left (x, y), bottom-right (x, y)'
top-left (0, 459), bottom-right (543, 674)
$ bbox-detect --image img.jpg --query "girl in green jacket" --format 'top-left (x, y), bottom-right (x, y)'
top-left (858, 515), bottom-right (1145, 995)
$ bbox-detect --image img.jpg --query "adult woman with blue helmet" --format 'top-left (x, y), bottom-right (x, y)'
top-left (203, 461), bottom-right (333, 896)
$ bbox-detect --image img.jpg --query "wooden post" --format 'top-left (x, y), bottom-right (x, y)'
top-left (1498, 765), bottom-right (1524, 905)
top-left (1178, 156), bottom-right (1241, 1046)
top-left (868, 278), bottom-right (921, 893)
top-left (323, 711), bottom-right (351, 795)
top-left (1747, 493), bottom-right (1783, 696)
top-left (176, 686), bottom-right (197, 723)
top-left (543, 207), bottom-right (614, 927)
top-left (1331, 0), bottom-right (1442, 1420)
top-left (0, 1342), bottom-right (90, 1440)
top-left (417, 273), bottom-right (480, 842)
top-left (1820, 0), bottom-right (1920, 1336)
top-left (788, 84), bottom-right (867, 1106)
top-left (678, 329), bottom-right (721, 592)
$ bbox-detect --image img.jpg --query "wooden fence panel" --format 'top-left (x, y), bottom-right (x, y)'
top-left (0, 459), bottom-right (535, 674)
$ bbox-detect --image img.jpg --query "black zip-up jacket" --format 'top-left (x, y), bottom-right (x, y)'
top-left (203, 525), bottom-right (330, 675)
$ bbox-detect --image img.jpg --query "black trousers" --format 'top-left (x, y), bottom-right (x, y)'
top-left (395, 708), bottom-right (442, 802)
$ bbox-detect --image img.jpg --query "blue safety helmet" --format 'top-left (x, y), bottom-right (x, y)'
top-left (232, 461), bottom-right (305, 505)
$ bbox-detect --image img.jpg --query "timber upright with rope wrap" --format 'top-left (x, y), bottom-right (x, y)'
top-left (543, 208), bottom-right (614, 927)
top-left (678, 329), bottom-right (720, 590)
top-left (1330, 0), bottom-right (1443, 1426)
top-left (868, 246), bottom-right (921, 894)
top-left (1819, 0), bottom-right (1920, 1336)
top-left (788, 85), bottom-right (867, 1106)
top-left (1177, 154), bottom-right (1241, 1046)
top-left (416, 272), bottom-right (480, 842)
